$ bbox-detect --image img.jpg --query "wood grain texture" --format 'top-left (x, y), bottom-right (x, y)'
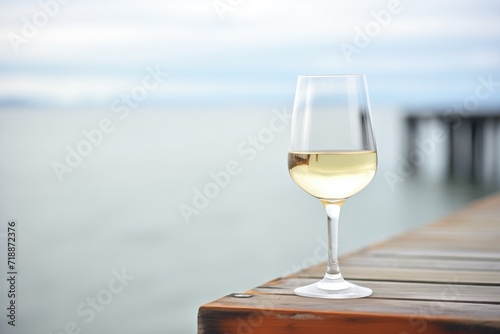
top-left (198, 193), bottom-right (500, 334)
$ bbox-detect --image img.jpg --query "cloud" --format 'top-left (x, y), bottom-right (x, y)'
top-left (0, 0), bottom-right (499, 108)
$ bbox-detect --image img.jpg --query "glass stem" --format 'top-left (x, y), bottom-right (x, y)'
top-left (322, 200), bottom-right (344, 277)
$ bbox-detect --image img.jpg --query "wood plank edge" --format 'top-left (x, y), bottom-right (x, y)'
top-left (198, 303), bottom-right (500, 334)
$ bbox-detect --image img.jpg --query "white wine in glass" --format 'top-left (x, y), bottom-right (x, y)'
top-left (288, 75), bottom-right (377, 299)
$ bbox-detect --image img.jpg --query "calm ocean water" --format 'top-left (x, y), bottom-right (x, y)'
top-left (0, 107), bottom-right (493, 334)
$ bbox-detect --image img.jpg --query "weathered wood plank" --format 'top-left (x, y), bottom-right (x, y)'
top-left (399, 230), bottom-right (500, 241)
top-left (363, 247), bottom-right (500, 260)
top-left (294, 263), bottom-right (500, 284)
top-left (253, 278), bottom-right (500, 303)
top-left (198, 193), bottom-right (500, 334)
top-left (339, 253), bottom-right (500, 271)
top-left (370, 240), bottom-right (500, 252)
top-left (374, 232), bottom-right (500, 252)
top-left (199, 295), bottom-right (500, 334)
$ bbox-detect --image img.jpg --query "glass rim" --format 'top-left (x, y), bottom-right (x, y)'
top-left (298, 74), bottom-right (366, 78)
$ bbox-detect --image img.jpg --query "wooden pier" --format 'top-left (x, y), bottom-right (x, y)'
top-left (405, 111), bottom-right (500, 183)
top-left (198, 193), bottom-right (500, 333)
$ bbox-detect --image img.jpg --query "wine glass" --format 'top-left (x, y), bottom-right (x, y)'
top-left (288, 74), bottom-right (377, 299)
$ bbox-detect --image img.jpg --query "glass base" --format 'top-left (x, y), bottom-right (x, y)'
top-left (294, 275), bottom-right (372, 299)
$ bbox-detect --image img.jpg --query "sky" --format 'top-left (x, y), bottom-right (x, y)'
top-left (0, 0), bottom-right (500, 110)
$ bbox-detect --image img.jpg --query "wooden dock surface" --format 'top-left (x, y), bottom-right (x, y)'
top-left (198, 193), bottom-right (500, 334)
